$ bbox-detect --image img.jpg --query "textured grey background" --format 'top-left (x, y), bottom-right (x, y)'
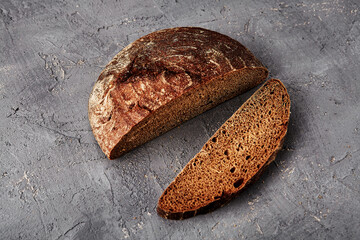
top-left (0, 0), bottom-right (359, 239)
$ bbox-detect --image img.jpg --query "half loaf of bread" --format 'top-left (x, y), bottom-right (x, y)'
top-left (88, 27), bottom-right (268, 159)
top-left (157, 79), bottom-right (290, 220)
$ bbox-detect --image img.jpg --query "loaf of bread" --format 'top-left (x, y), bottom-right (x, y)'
top-left (88, 27), bottom-right (268, 159)
top-left (157, 79), bottom-right (291, 220)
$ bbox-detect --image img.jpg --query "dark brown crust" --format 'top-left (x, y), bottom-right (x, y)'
top-left (88, 27), bottom-right (267, 159)
top-left (156, 79), bottom-right (291, 220)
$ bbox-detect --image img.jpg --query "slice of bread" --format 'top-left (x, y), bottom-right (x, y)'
top-left (88, 27), bottom-right (268, 159)
top-left (157, 79), bottom-right (291, 220)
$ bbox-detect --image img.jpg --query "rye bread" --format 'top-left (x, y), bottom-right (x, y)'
top-left (88, 27), bottom-right (268, 159)
top-left (157, 79), bottom-right (291, 220)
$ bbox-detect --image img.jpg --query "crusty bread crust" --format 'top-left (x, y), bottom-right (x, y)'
top-left (88, 27), bottom-right (268, 159)
top-left (157, 79), bottom-right (291, 220)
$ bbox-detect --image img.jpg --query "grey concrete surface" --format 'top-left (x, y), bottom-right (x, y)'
top-left (0, 0), bottom-right (359, 239)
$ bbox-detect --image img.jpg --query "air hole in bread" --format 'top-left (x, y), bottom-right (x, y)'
top-left (233, 178), bottom-right (244, 188)
top-left (212, 137), bottom-right (217, 143)
top-left (270, 90), bottom-right (274, 94)
top-left (268, 110), bottom-right (271, 115)
top-left (108, 114), bottom-right (112, 121)
top-left (246, 155), bottom-right (250, 160)
top-left (230, 167), bottom-right (235, 173)
top-left (257, 164), bottom-right (260, 169)
top-left (222, 130), bottom-right (226, 134)
top-left (224, 150), bottom-right (229, 156)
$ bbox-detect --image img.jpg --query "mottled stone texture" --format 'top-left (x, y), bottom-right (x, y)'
top-left (0, 0), bottom-right (359, 239)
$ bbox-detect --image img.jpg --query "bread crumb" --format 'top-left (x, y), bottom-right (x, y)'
top-left (256, 222), bottom-right (263, 234)
top-left (313, 216), bottom-right (321, 222)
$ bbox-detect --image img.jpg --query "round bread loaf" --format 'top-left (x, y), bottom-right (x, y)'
top-left (88, 27), bottom-right (268, 159)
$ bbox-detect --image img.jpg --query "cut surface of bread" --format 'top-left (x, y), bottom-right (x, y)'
top-left (157, 79), bottom-right (290, 220)
top-left (88, 27), bottom-right (268, 159)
